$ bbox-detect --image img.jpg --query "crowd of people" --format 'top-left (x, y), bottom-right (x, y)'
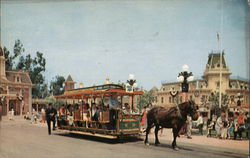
top-left (206, 111), bottom-right (249, 140)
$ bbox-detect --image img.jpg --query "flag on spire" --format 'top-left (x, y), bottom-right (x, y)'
top-left (217, 32), bottom-right (220, 41)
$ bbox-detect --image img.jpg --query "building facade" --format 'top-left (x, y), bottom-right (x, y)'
top-left (153, 52), bottom-right (249, 114)
top-left (0, 47), bottom-right (33, 116)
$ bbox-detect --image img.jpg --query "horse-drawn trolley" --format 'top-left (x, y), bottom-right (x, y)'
top-left (54, 84), bottom-right (143, 139)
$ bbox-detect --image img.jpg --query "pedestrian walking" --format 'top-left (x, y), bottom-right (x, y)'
top-left (140, 107), bottom-right (147, 132)
top-left (9, 108), bottom-right (15, 120)
top-left (196, 113), bottom-right (204, 135)
top-left (41, 107), bottom-right (46, 123)
top-left (31, 108), bottom-right (36, 124)
top-left (45, 103), bottom-right (57, 135)
top-left (186, 115), bottom-right (192, 139)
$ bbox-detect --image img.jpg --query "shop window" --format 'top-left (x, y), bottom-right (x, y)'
top-left (216, 81), bottom-right (220, 88)
top-left (16, 76), bottom-right (20, 82)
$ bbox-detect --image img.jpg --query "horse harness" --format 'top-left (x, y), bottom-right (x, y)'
top-left (154, 106), bottom-right (183, 124)
top-left (176, 105), bottom-right (182, 119)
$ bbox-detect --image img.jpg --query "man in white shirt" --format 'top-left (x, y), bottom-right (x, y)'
top-left (196, 113), bottom-right (204, 135)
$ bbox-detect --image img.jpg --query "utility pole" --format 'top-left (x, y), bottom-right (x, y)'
top-left (219, 0), bottom-right (224, 109)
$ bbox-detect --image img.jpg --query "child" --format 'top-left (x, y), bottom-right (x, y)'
top-left (221, 119), bottom-right (228, 139)
top-left (207, 120), bottom-right (214, 137)
top-left (227, 118), bottom-right (234, 139)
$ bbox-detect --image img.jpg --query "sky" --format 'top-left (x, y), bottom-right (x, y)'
top-left (1, 0), bottom-right (249, 90)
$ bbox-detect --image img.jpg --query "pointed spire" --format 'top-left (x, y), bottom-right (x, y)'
top-left (66, 75), bottom-right (74, 82)
top-left (64, 75), bottom-right (75, 91)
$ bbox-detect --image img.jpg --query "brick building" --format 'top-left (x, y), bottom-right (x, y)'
top-left (0, 46), bottom-right (33, 116)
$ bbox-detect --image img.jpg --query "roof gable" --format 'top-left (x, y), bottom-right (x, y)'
top-left (66, 75), bottom-right (74, 82)
top-left (6, 71), bottom-right (32, 84)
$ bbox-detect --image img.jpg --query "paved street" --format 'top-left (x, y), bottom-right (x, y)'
top-left (0, 117), bottom-right (249, 158)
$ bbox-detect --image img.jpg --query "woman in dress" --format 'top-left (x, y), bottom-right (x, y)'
top-left (140, 107), bottom-right (147, 132)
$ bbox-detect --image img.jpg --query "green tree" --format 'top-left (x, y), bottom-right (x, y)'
top-left (3, 47), bottom-right (13, 70)
top-left (3, 40), bottom-right (48, 98)
top-left (137, 90), bottom-right (155, 113)
top-left (3, 40), bottom-right (24, 70)
top-left (50, 75), bottom-right (65, 95)
top-left (200, 95), bottom-right (209, 108)
top-left (16, 52), bottom-right (47, 98)
top-left (208, 92), bottom-right (229, 115)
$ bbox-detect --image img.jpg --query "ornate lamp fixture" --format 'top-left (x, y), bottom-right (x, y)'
top-left (177, 65), bottom-right (194, 92)
top-left (126, 74), bottom-right (137, 92)
top-left (127, 74), bottom-right (136, 86)
top-left (176, 65), bottom-right (194, 102)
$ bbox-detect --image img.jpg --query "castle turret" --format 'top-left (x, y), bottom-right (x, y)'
top-left (64, 75), bottom-right (75, 91)
top-left (79, 82), bottom-right (84, 88)
top-left (203, 51), bottom-right (231, 92)
top-left (104, 77), bottom-right (111, 84)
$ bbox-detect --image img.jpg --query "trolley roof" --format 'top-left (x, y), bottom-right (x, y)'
top-left (54, 84), bottom-right (143, 99)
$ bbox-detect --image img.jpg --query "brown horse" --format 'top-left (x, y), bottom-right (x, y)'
top-left (144, 100), bottom-right (198, 150)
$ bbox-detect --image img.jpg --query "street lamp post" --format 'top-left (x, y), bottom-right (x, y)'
top-left (177, 65), bottom-right (194, 102)
top-left (126, 74), bottom-right (137, 111)
top-left (237, 92), bottom-right (242, 107)
top-left (127, 74), bottom-right (136, 88)
top-left (237, 84), bottom-right (244, 108)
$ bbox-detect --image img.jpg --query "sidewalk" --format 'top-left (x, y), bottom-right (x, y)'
top-left (0, 115), bottom-right (46, 126)
top-left (146, 129), bottom-right (249, 154)
top-left (1, 116), bottom-right (249, 154)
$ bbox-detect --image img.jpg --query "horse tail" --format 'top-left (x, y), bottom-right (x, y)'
top-left (143, 108), bottom-right (157, 133)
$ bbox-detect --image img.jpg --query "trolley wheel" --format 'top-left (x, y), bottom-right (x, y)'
top-left (117, 135), bottom-right (124, 143)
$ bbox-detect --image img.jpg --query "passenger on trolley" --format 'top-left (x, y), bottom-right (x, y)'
top-left (123, 103), bottom-right (132, 114)
top-left (91, 103), bottom-right (99, 121)
top-left (83, 103), bottom-right (90, 127)
top-left (59, 104), bottom-right (66, 119)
